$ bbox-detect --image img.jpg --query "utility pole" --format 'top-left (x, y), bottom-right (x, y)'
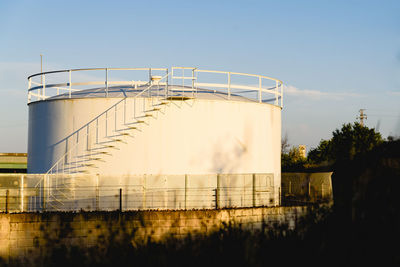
top-left (357, 109), bottom-right (367, 126)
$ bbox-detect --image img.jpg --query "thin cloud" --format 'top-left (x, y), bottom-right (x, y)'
top-left (284, 85), bottom-right (362, 100)
top-left (387, 91), bottom-right (400, 96)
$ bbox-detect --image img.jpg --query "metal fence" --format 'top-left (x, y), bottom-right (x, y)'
top-left (0, 173), bottom-right (280, 212)
top-left (281, 172), bottom-right (334, 205)
top-left (1, 185), bottom-right (280, 212)
top-left (0, 173), bottom-right (333, 212)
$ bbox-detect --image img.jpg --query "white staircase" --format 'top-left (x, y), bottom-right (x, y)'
top-left (36, 74), bottom-right (186, 210)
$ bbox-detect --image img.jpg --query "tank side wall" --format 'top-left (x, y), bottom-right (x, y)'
top-left (28, 97), bottom-right (281, 190)
top-left (95, 99), bottom-right (281, 189)
top-left (27, 98), bottom-right (121, 173)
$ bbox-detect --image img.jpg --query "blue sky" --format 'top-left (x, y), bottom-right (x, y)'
top-left (1, 0), bottom-right (399, 153)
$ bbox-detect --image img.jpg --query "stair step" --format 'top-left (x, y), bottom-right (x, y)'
top-left (166, 96), bottom-right (193, 101)
top-left (45, 86), bottom-right (175, 175)
top-left (155, 102), bottom-right (168, 106)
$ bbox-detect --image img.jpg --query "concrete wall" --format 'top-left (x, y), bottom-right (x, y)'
top-left (0, 206), bottom-right (307, 262)
top-left (281, 172), bottom-right (333, 203)
top-left (0, 153), bottom-right (27, 170)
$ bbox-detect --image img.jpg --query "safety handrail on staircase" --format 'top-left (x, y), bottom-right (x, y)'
top-left (34, 73), bottom-right (172, 208)
top-left (44, 72), bottom-right (171, 177)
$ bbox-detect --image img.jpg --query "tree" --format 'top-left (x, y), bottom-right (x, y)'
top-left (308, 123), bottom-right (383, 165)
top-left (282, 146), bottom-right (307, 170)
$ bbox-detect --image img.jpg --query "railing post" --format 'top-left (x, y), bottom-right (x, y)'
top-left (40, 74), bottom-right (43, 97)
top-left (119, 188), bottom-right (122, 212)
top-left (182, 68), bottom-right (184, 87)
top-left (142, 176), bottom-right (146, 210)
top-left (28, 78), bottom-right (32, 103)
top-left (191, 69), bottom-right (194, 98)
top-left (166, 69), bottom-right (169, 98)
top-left (181, 68), bottom-right (184, 100)
top-left (195, 70), bottom-right (198, 94)
top-left (105, 111), bottom-right (108, 137)
top-left (42, 74), bottom-right (46, 99)
top-left (214, 188), bottom-right (218, 209)
top-left (252, 174), bottom-right (256, 207)
top-left (43, 175), bottom-right (47, 211)
top-left (228, 72), bottom-right (231, 100)
top-left (86, 125), bottom-right (89, 151)
top-left (171, 67), bottom-right (174, 88)
top-left (149, 68), bottom-right (152, 83)
top-left (105, 68), bottom-right (109, 97)
top-left (69, 70), bottom-right (72, 98)
top-left (258, 76), bottom-right (262, 103)
top-left (164, 176), bottom-right (167, 210)
top-left (184, 174), bottom-right (188, 210)
top-left (275, 80), bottom-right (278, 105)
top-left (114, 105), bottom-right (117, 132)
top-left (5, 190), bottom-right (9, 213)
top-left (20, 175), bottom-right (24, 212)
top-left (123, 98), bottom-right (126, 125)
top-left (96, 174), bottom-right (99, 210)
top-left (279, 186), bottom-right (281, 206)
top-left (215, 174), bottom-right (220, 209)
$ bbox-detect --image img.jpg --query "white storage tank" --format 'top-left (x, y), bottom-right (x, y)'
top-left (27, 67), bottom-right (283, 210)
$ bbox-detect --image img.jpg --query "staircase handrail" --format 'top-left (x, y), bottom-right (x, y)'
top-left (43, 72), bottom-right (171, 177)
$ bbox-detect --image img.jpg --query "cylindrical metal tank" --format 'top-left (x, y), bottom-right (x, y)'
top-left (28, 95), bottom-right (281, 174)
top-left (27, 67), bottom-right (283, 208)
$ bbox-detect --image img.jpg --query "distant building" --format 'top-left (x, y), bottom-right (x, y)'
top-left (0, 153), bottom-right (27, 173)
top-left (298, 145), bottom-right (306, 158)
